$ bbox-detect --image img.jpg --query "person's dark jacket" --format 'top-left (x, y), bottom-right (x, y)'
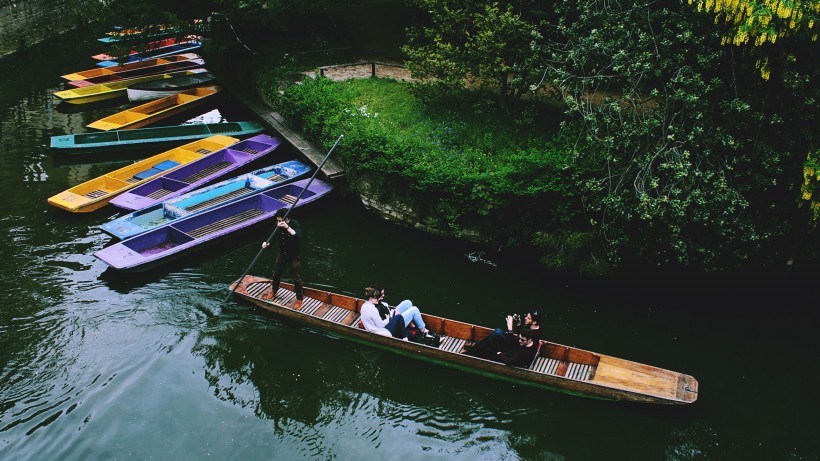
top-left (276, 218), bottom-right (301, 259)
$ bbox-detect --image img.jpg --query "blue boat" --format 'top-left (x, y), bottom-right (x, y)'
top-left (109, 134), bottom-right (282, 211)
top-left (94, 178), bottom-right (334, 272)
top-left (97, 41), bottom-right (203, 68)
top-left (100, 160), bottom-right (312, 240)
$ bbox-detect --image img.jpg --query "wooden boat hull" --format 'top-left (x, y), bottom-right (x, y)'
top-left (109, 133), bottom-right (281, 211)
top-left (126, 71), bottom-right (216, 102)
top-left (94, 179), bottom-right (334, 271)
top-left (54, 69), bottom-right (207, 105)
top-left (47, 135), bottom-right (239, 212)
top-left (62, 53), bottom-right (201, 82)
top-left (96, 41), bottom-right (202, 68)
top-left (67, 59), bottom-right (204, 89)
top-left (50, 121), bottom-right (265, 154)
top-left (90, 37), bottom-right (180, 60)
top-left (86, 85), bottom-right (222, 131)
top-left (100, 160), bottom-right (312, 240)
top-left (229, 278), bottom-right (699, 404)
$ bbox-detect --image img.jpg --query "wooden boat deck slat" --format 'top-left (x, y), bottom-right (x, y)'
top-left (146, 188), bottom-right (175, 200)
top-left (184, 208), bottom-right (263, 238)
top-left (180, 161), bottom-right (232, 183)
top-left (84, 189), bottom-right (109, 199)
top-left (238, 148), bottom-right (260, 155)
top-left (194, 148), bottom-right (212, 154)
top-left (439, 336), bottom-right (466, 353)
top-left (280, 194), bottom-right (298, 205)
top-left (299, 298), bottom-right (324, 315)
top-left (266, 174), bottom-right (286, 182)
top-left (530, 356), bottom-right (592, 380)
top-left (125, 177), bottom-right (141, 183)
top-left (323, 305), bottom-right (349, 323)
top-left (184, 187), bottom-right (253, 212)
top-left (246, 281), bottom-right (268, 298)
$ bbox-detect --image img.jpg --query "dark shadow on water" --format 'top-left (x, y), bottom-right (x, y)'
top-left (54, 97), bottom-right (131, 114)
top-left (51, 148), bottom-right (166, 167)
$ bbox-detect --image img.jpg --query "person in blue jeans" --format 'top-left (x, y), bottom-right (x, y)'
top-left (378, 287), bottom-right (428, 334)
top-left (463, 310), bottom-right (542, 357)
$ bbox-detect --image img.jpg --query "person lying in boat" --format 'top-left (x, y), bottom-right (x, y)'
top-left (493, 327), bottom-right (539, 367)
top-left (462, 309), bottom-right (542, 358)
top-left (360, 285), bottom-right (428, 340)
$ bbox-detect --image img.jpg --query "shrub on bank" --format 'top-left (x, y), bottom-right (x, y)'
top-left (263, 75), bottom-right (594, 252)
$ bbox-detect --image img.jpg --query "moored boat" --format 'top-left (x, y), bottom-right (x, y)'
top-left (86, 85), bottom-right (222, 131)
top-left (94, 178), bottom-right (334, 271)
top-left (61, 53), bottom-right (202, 83)
top-left (100, 160), bottom-right (312, 240)
top-left (47, 135), bottom-right (239, 212)
top-left (91, 37), bottom-right (180, 60)
top-left (96, 39), bottom-right (202, 68)
top-left (65, 56), bottom-right (204, 89)
top-left (109, 133), bottom-right (281, 211)
top-left (127, 71), bottom-right (216, 102)
top-left (54, 69), bottom-right (208, 105)
top-left (50, 121), bottom-right (264, 154)
top-left (228, 278), bottom-right (700, 404)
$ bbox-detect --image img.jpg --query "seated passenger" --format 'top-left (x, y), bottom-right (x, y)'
top-left (495, 327), bottom-right (539, 367)
top-left (360, 286), bottom-right (428, 340)
top-left (463, 309), bottom-right (542, 358)
top-left (371, 284), bottom-right (428, 334)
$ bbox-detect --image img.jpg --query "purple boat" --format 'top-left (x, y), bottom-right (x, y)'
top-left (110, 134), bottom-right (282, 211)
top-left (94, 178), bottom-right (333, 272)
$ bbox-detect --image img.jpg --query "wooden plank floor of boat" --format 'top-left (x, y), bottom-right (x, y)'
top-left (242, 280), bottom-right (597, 382)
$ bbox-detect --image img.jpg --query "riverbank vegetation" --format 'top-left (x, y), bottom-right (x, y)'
top-left (81, 0), bottom-right (819, 274)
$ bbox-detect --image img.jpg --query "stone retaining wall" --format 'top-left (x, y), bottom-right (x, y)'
top-left (0, 0), bottom-right (91, 59)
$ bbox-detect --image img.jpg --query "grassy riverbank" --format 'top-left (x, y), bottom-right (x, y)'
top-left (253, 73), bottom-right (606, 272)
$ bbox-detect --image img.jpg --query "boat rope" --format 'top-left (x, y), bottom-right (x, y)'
top-left (685, 386), bottom-right (698, 393)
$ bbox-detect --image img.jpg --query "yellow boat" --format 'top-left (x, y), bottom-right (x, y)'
top-left (60, 53), bottom-right (202, 82)
top-left (47, 135), bottom-right (238, 212)
top-left (87, 85), bottom-right (222, 131)
top-left (53, 69), bottom-right (208, 105)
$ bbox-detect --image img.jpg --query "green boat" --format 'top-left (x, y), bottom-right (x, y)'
top-left (49, 121), bottom-right (266, 154)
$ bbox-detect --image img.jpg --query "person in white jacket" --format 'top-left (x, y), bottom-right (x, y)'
top-left (360, 286), bottom-right (428, 339)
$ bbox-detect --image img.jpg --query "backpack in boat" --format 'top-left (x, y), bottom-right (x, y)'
top-left (408, 328), bottom-right (441, 347)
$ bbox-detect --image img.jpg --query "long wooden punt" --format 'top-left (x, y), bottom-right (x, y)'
top-left (90, 37), bottom-right (180, 60)
top-left (95, 40), bottom-right (202, 68)
top-left (100, 160), bottom-right (312, 240)
top-left (94, 179), bottom-right (333, 271)
top-left (86, 85), bottom-right (222, 131)
top-left (50, 121), bottom-right (265, 154)
top-left (127, 71), bottom-right (216, 102)
top-left (66, 58), bottom-right (204, 89)
top-left (229, 278), bottom-right (699, 404)
top-left (61, 53), bottom-right (202, 83)
top-left (109, 133), bottom-right (281, 211)
top-left (47, 135), bottom-right (239, 212)
top-left (54, 69), bottom-right (208, 105)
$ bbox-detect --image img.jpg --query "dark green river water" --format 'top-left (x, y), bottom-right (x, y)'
top-left (1, 31), bottom-right (818, 460)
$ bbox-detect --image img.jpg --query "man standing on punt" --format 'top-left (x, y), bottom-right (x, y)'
top-left (262, 207), bottom-right (303, 309)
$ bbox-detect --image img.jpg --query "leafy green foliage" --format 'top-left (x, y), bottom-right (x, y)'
top-left (403, 0), bottom-right (551, 110)
top-left (273, 76), bottom-right (584, 243)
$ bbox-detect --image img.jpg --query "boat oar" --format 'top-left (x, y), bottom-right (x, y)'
top-left (224, 134), bottom-right (343, 302)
